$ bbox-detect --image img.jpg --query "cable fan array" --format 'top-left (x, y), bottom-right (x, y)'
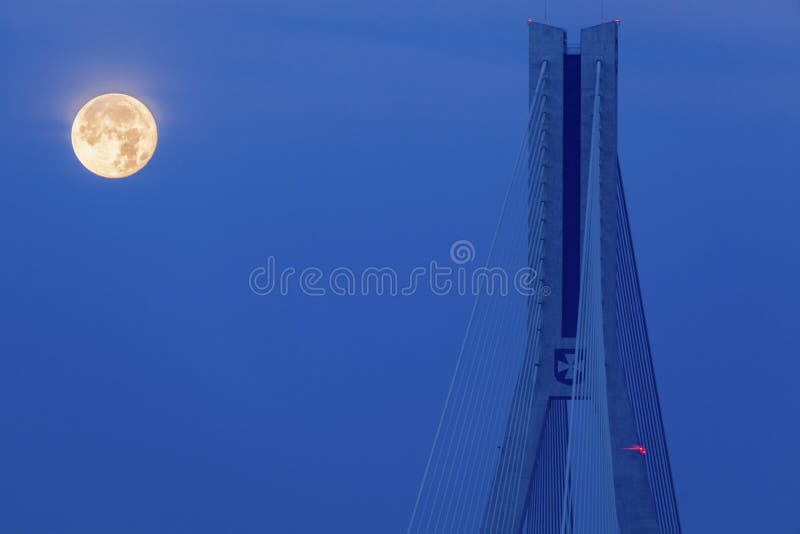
top-left (558, 61), bottom-right (620, 534)
top-left (406, 61), bottom-right (551, 534)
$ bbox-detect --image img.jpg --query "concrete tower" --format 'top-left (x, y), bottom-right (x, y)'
top-left (481, 22), bottom-right (682, 534)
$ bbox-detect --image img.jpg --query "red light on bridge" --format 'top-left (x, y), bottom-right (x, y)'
top-left (614, 18), bottom-right (621, 23)
top-left (528, 18), bottom-right (534, 23)
top-left (622, 444), bottom-right (647, 455)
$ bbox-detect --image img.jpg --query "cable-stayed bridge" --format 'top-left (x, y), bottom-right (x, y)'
top-left (407, 21), bottom-right (681, 534)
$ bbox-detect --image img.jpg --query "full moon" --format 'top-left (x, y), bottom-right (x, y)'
top-left (71, 93), bottom-right (158, 179)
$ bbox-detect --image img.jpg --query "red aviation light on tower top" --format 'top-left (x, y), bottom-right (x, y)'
top-left (527, 18), bottom-right (534, 24)
top-left (614, 18), bottom-right (621, 24)
top-left (622, 444), bottom-right (647, 455)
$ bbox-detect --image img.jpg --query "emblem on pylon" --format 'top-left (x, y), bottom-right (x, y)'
top-left (555, 348), bottom-right (580, 385)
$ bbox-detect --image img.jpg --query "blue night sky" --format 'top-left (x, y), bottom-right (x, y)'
top-left (1, 1), bottom-right (798, 532)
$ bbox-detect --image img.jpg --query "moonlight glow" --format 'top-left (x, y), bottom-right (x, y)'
top-left (71, 93), bottom-right (158, 179)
